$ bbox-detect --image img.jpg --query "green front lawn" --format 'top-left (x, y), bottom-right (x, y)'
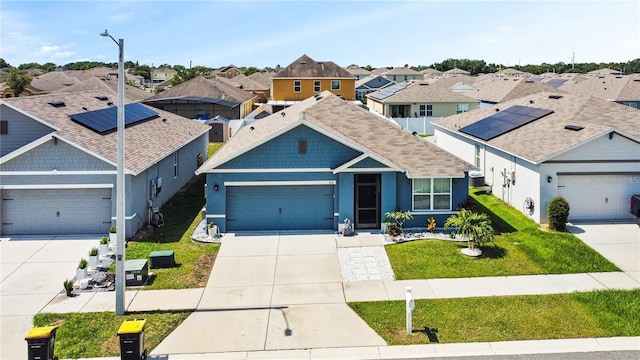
top-left (349, 289), bottom-right (640, 345)
top-left (386, 192), bottom-right (619, 279)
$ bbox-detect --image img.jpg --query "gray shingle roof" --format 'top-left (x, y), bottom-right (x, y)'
top-left (2, 91), bottom-right (210, 174)
top-left (199, 92), bottom-right (473, 178)
top-left (144, 76), bottom-right (255, 104)
top-left (468, 77), bottom-right (563, 103)
top-left (558, 74), bottom-right (640, 101)
top-left (51, 77), bottom-right (151, 102)
top-left (274, 54), bottom-right (354, 79)
top-left (369, 80), bottom-right (479, 103)
top-left (432, 91), bottom-right (640, 164)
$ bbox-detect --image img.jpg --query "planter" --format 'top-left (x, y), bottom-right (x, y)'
top-left (66, 288), bottom-right (73, 297)
top-left (109, 233), bottom-right (117, 243)
top-left (89, 255), bottom-right (99, 270)
top-left (76, 267), bottom-right (87, 281)
top-left (99, 243), bottom-right (110, 257)
top-left (461, 247), bottom-right (483, 257)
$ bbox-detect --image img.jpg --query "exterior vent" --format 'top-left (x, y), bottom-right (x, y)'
top-left (548, 95), bottom-right (563, 99)
top-left (564, 125), bottom-right (584, 131)
top-left (95, 96), bottom-right (109, 101)
top-left (48, 100), bottom-right (65, 107)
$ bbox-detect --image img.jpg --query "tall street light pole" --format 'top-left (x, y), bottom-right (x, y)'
top-left (99, 29), bottom-right (126, 315)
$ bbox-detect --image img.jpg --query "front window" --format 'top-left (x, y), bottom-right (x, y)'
top-left (475, 143), bottom-right (481, 167)
top-left (314, 81), bottom-right (321, 92)
top-left (331, 80), bottom-right (341, 90)
top-left (456, 103), bottom-right (471, 114)
top-left (173, 152), bottom-right (179, 178)
top-left (413, 178), bottom-right (451, 211)
top-left (294, 80), bottom-right (301, 92)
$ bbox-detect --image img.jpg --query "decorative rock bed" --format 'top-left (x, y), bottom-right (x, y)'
top-left (382, 227), bottom-right (467, 245)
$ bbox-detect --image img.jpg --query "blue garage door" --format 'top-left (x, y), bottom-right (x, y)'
top-left (226, 185), bottom-right (334, 231)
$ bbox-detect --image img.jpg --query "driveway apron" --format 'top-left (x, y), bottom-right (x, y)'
top-left (152, 232), bottom-right (386, 354)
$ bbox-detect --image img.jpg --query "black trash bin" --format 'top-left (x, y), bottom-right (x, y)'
top-left (118, 319), bottom-right (147, 360)
top-left (25, 325), bottom-right (58, 360)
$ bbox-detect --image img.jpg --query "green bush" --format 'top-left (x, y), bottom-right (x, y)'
top-left (548, 196), bottom-right (570, 231)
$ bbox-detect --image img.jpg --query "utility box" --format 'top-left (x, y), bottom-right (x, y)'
top-left (118, 319), bottom-right (147, 360)
top-left (149, 250), bottom-right (175, 268)
top-left (125, 259), bottom-right (148, 286)
top-left (25, 325), bottom-right (58, 360)
top-left (469, 171), bottom-right (485, 188)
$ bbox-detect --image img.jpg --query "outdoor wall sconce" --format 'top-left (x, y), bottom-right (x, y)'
top-left (213, 184), bottom-right (219, 191)
top-left (547, 176), bottom-right (552, 183)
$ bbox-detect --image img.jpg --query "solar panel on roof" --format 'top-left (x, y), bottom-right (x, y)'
top-left (459, 105), bottom-right (553, 141)
top-left (69, 103), bottom-right (158, 134)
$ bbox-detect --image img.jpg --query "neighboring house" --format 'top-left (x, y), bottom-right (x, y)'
top-left (216, 74), bottom-right (270, 103)
top-left (151, 67), bottom-right (177, 87)
top-left (557, 74), bottom-right (640, 109)
top-left (495, 68), bottom-right (530, 77)
top-left (270, 54), bottom-right (356, 107)
top-left (214, 65), bottom-right (242, 79)
top-left (587, 68), bottom-right (624, 77)
top-left (467, 76), bottom-right (562, 106)
top-left (366, 80), bottom-right (479, 134)
top-left (346, 66), bottom-right (372, 80)
top-left (432, 91), bottom-right (640, 223)
top-left (196, 91), bottom-right (474, 233)
top-left (380, 67), bottom-right (424, 82)
top-left (30, 71), bottom-right (80, 92)
top-left (0, 91), bottom-right (210, 237)
top-left (248, 71), bottom-right (275, 89)
top-left (443, 67), bottom-right (471, 76)
top-left (421, 68), bottom-right (443, 78)
top-left (355, 75), bottom-right (395, 101)
top-left (143, 76), bottom-right (256, 121)
top-left (0, 83), bottom-right (43, 98)
top-left (51, 76), bottom-right (151, 102)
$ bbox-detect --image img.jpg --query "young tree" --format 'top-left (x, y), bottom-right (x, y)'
top-left (445, 209), bottom-right (494, 256)
top-left (6, 69), bottom-right (33, 97)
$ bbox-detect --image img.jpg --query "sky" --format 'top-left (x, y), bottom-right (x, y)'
top-left (1, 0), bottom-right (639, 70)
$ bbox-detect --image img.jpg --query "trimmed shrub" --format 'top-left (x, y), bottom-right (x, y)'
top-left (548, 196), bottom-right (570, 231)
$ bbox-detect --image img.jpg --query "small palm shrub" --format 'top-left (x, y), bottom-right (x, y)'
top-left (547, 196), bottom-right (570, 231)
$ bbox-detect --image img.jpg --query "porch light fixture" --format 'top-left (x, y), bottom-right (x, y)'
top-left (547, 176), bottom-right (552, 183)
top-left (214, 184), bottom-right (219, 191)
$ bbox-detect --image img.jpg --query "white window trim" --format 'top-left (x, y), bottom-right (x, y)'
top-left (331, 80), bottom-right (341, 90)
top-left (412, 178), bottom-right (452, 211)
top-left (314, 80), bottom-right (321, 92)
top-left (294, 80), bottom-right (302, 93)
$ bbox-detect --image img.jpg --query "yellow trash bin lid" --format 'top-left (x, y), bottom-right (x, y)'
top-left (25, 326), bottom-right (57, 339)
top-left (118, 319), bottom-right (146, 335)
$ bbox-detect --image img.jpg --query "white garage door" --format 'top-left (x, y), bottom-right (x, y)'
top-left (1, 188), bottom-right (112, 235)
top-left (557, 174), bottom-right (640, 221)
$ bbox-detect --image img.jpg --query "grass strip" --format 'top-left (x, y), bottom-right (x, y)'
top-left (34, 311), bottom-right (190, 359)
top-left (349, 289), bottom-right (640, 345)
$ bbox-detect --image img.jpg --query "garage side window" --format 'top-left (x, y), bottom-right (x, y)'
top-left (412, 178), bottom-right (451, 211)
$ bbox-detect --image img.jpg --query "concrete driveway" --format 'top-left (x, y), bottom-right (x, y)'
top-left (0, 235), bottom-right (101, 360)
top-left (568, 222), bottom-right (640, 281)
top-left (152, 231), bottom-right (386, 354)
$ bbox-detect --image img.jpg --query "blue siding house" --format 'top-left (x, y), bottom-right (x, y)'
top-left (197, 92), bottom-right (475, 233)
top-left (0, 91), bottom-right (210, 238)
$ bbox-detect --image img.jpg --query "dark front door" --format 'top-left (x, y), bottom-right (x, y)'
top-left (355, 174), bottom-right (381, 229)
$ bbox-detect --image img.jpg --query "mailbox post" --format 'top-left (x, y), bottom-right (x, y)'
top-left (405, 286), bottom-right (415, 334)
